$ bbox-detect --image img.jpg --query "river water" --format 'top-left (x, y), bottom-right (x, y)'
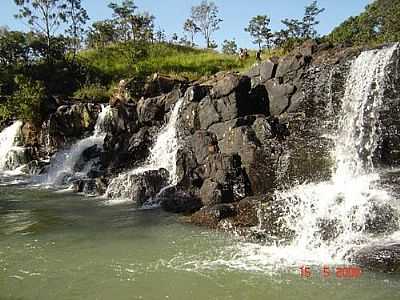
top-left (1, 179), bottom-right (400, 300)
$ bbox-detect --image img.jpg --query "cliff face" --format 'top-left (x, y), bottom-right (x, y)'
top-left (16, 42), bottom-right (400, 227)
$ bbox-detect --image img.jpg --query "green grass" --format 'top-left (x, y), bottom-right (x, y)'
top-left (77, 43), bottom-right (279, 85)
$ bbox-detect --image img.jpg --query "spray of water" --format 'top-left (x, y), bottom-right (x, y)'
top-left (45, 105), bottom-right (112, 186)
top-left (105, 97), bottom-right (184, 200)
top-left (204, 44), bottom-right (399, 271)
top-left (0, 121), bottom-right (23, 171)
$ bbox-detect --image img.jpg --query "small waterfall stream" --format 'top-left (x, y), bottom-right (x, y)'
top-left (237, 44), bottom-right (400, 267)
top-left (45, 105), bottom-right (111, 186)
top-left (0, 121), bottom-right (23, 171)
top-left (105, 97), bottom-right (184, 200)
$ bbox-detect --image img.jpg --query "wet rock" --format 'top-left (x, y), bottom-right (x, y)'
top-left (353, 243), bottom-right (400, 273)
top-left (21, 160), bottom-right (48, 175)
top-left (265, 79), bottom-right (296, 116)
top-left (137, 95), bottom-right (165, 126)
top-left (158, 186), bottom-right (202, 213)
top-left (199, 179), bottom-right (223, 206)
top-left (4, 147), bottom-right (32, 170)
top-left (365, 203), bottom-right (399, 234)
top-left (204, 153), bottom-right (252, 203)
top-left (191, 131), bottom-right (218, 164)
top-left (106, 169), bottom-right (169, 206)
top-left (190, 204), bottom-right (236, 227)
top-left (185, 84), bottom-right (209, 102)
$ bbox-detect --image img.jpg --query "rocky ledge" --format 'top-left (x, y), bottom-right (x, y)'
top-left (10, 40), bottom-right (400, 273)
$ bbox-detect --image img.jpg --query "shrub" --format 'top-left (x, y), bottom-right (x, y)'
top-left (0, 75), bottom-right (45, 124)
top-left (73, 83), bottom-right (111, 103)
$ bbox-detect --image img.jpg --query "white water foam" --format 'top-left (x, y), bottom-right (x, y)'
top-left (208, 44), bottom-right (400, 272)
top-left (0, 121), bottom-right (23, 171)
top-left (44, 105), bottom-right (112, 186)
top-left (105, 97), bottom-right (184, 203)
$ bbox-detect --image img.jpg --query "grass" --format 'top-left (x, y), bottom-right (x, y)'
top-left (77, 42), bottom-right (284, 86)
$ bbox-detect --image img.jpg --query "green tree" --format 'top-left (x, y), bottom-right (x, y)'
top-left (327, 0), bottom-right (400, 46)
top-left (65, 0), bottom-right (89, 57)
top-left (245, 15), bottom-right (273, 50)
top-left (14, 0), bottom-right (68, 62)
top-left (191, 1), bottom-right (223, 48)
top-left (302, 1), bottom-right (325, 38)
top-left (87, 20), bottom-right (116, 48)
top-left (108, 0), bottom-right (137, 41)
top-left (222, 39), bottom-right (237, 55)
top-left (183, 18), bottom-right (200, 46)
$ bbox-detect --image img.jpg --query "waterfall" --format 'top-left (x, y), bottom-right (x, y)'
top-left (0, 121), bottom-right (23, 171)
top-left (253, 44), bottom-right (399, 266)
top-left (45, 105), bottom-right (111, 186)
top-left (105, 97), bottom-right (184, 200)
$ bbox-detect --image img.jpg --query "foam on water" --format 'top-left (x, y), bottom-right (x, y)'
top-left (215, 44), bottom-right (400, 271)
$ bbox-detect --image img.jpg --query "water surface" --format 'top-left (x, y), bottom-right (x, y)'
top-left (1, 180), bottom-right (400, 300)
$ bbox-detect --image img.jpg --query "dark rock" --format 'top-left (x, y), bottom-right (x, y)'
top-left (185, 84), bottom-right (209, 102)
top-left (106, 169), bottom-right (169, 206)
top-left (204, 153), bottom-right (252, 202)
top-left (208, 73), bottom-right (241, 98)
top-left (265, 79), bottom-right (296, 116)
top-left (233, 197), bottom-right (261, 227)
top-left (198, 96), bottom-right (221, 129)
top-left (353, 243), bottom-right (400, 273)
top-left (158, 186), bottom-right (202, 213)
top-left (365, 203), bottom-right (399, 234)
top-left (142, 74), bottom-right (185, 99)
top-left (191, 131), bottom-right (218, 164)
top-left (21, 160), bottom-right (48, 175)
top-left (190, 204), bottom-right (236, 227)
top-left (199, 179), bottom-right (223, 206)
top-left (137, 96), bottom-right (165, 126)
top-left (246, 59), bottom-right (277, 86)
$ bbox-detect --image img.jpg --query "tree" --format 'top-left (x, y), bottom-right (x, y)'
top-left (108, 0), bottom-right (137, 41)
top-left (302, 1), bottom-right (325, 38)
top-left (170, 33), bottom-right (179, 44)
top-left (108, 1), bottom-right (154, 43)
top-left (191, 1), bottom-right (223, 48)
top-left (327, 0), bottom-right (400, 46)
top-left (245, 15), bottom-right (273, 50)
top-left (183, 18), bottom-right (200, 46)
top-left (65, 0), bottom-right (89, 57)
top-left (222, 39), bottom-right (237, 55)
top-left (87, 20), bottom-right (116, 48)
top-left (155, 28), bottom-right (166, 43)
top-left (14, 0), bottom-right (68, 62)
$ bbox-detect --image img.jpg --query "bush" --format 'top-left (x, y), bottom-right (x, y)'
top-left (73, 83), bottom-right (111, 103)
top-left (0, 75), bottom-right (45, 124)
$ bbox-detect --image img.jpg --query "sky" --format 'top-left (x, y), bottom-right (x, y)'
top-left (1, 0), bottom-right (373, 49)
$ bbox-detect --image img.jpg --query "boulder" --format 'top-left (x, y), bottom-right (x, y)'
top-left (158, 186), bottom-right (202, 213)
top-left (246, 59), bottom-right (277, 86)
top-left (106, 169), bottom-right (169, 206)
top-left (190, 204), bottom-right (236, 227)
top-left (265, 79), bottom-right (296, 116)
top-left (353, 243), bottom-right (400, 273)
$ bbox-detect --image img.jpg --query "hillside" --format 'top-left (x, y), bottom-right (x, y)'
top-left (78, 43), bottom-right (257, 84)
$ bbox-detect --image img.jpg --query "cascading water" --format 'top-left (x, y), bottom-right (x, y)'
top-left (0, 121), bottom-right (23, 171)
top-left (45, 105), bottom-right (112, 186)
top-left (212, 44), bottom-right (400, 271)
top-left (105, 97), bottom-right (184, 200)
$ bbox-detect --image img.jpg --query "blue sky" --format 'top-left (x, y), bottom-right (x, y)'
top-left (2, 0), bottom-right (372, 49)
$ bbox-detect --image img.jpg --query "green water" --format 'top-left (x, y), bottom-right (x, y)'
top-left (1, 182), bottom-right (400, 300)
